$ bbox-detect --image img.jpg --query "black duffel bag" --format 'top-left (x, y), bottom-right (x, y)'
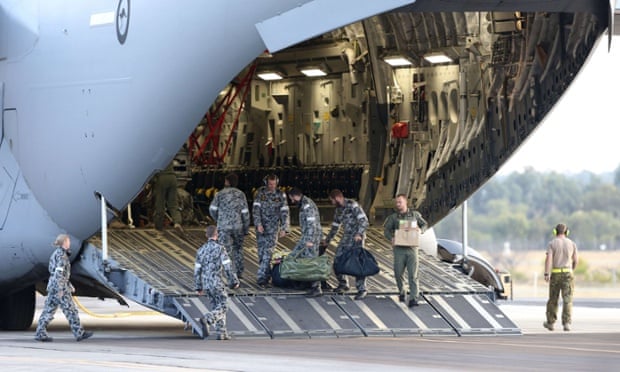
top-left (334, 242), bottom-right (380, 277)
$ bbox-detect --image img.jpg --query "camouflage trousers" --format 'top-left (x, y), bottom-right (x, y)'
top-left (202, 286), bottom-right (229, 336)
top-left (256, 229), bottom-right (278, 283)
top-left (35, 289), bottom-right (84, 338)
top-left (545, 272), bottom-right (574, 326)
top-left (217, 228), bottom-right (245, 277)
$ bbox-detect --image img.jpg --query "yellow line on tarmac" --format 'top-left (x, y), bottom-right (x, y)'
top-left (73, 296), bottom-right (160, 318)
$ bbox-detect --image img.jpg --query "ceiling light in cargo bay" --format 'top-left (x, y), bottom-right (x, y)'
top-left (383, 55), bottom-right (412, 67)
top-left (423, 52), bottom-right (452, 64)
top-left (257, 71), bottom-right (285, 81)
top-left (299, 66), bottom-right (328, 77)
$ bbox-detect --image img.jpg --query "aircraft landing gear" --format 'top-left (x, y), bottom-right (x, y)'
top-left (0, 285), bottom-right (35, 330)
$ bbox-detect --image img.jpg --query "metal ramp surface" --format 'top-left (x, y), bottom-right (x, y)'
top-left (238, 295), bottom-right (362, 338)
top-left (172, 294), bottom-right (462, 338)
top-left (86, 227), bottom-right (521, 338)
top-left (341, 294), bottom-right (456, 336)
top-left (425, 294), bottom-right (521, 336)
top-left (172, 296), bottom-right (270, 339)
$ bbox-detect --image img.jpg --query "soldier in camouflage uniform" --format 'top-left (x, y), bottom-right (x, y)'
top-left (35, 234), bottom-right (93, 342)
top-left (252, 174), bottom-right (289, 286)
top-left (543, 223), bottom-right (578, 332)
top-left (288, 188), bottom-right (323, 297)
top-left (323, 189), bottom-right (370, 300)
top-left (194, 225), bottom-right (240, 340)
top-left (209, 173), bottom-right (250, 278)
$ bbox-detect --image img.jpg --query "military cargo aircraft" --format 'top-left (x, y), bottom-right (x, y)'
top-left (0, 0), bottom-right (617, 335)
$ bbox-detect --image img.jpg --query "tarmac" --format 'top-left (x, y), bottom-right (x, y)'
top-left (0, 296), bottom-right (618, 371)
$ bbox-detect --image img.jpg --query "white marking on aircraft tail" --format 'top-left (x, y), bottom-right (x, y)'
top-left (90, 12), bottom-right (115, 27)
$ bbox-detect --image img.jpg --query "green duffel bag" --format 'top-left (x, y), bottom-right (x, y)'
top-left (279, 252), bottom-right (332, 282)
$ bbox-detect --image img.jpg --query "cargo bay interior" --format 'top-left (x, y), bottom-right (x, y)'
top-left (83, 6), bottom-right (606, 338)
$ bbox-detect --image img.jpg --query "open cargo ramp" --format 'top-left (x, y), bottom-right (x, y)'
top-left (81, 227), bottom-right (520, 339)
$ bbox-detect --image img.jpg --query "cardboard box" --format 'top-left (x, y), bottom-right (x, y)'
top-left (399, 220), bottom-right (417, 229)
top-left (394, 228), bottom-right (419, 246)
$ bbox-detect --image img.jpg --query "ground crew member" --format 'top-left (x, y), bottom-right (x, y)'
top-left (252, 174), bottom-right (289, 287)
top-left (323, 189), bottom-right (369, 300)
top-left (288, 188), bottom-right (323, 297)
top-left (383, 194), bottom-right (427, 307)
top-left (153, 161), bottom-right (183, 231)
top-left (543, 223), bottom-right (578, 332)
top-left (35, 234), bottom-right (93, 342)
top-left (194, 225), bottom-right (240, 340)
top-left (209, 173), bottom-right (250, 278)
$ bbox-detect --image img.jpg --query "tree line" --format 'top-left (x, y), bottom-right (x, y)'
top-left (433, 165), bottom-right (620, 252)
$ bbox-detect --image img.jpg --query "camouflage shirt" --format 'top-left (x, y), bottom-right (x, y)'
top-left (252, 186), bottom-right (290, 232)
top-left (325, 198), bottom-right (369, 244)
top-left (194, 239), bottom-right (239, 291)
top-left (297, 195), bottom-right (322, 246)
top-left (209, 186), bottom-right (250, 232)
top-left (47, 247), bottom-right (72, 293)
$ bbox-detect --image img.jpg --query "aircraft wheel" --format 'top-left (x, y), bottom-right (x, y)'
top-left (0, 285), bottom-right (35, 330)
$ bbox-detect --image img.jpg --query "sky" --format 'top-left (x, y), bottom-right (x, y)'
top-left (498, 35), bottom-right (620, 175)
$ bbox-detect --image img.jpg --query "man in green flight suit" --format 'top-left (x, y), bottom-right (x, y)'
top-left (383, 194), bottom-right (427, 308)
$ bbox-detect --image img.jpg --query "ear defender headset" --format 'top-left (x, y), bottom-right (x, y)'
top-left (553, 224), bottom-right (570, 237)
top-left (263, 174), bottom-right (279, 186)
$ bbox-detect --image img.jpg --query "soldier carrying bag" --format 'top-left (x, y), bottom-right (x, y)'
top-left (279, 249), bottom-right (332, 282)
